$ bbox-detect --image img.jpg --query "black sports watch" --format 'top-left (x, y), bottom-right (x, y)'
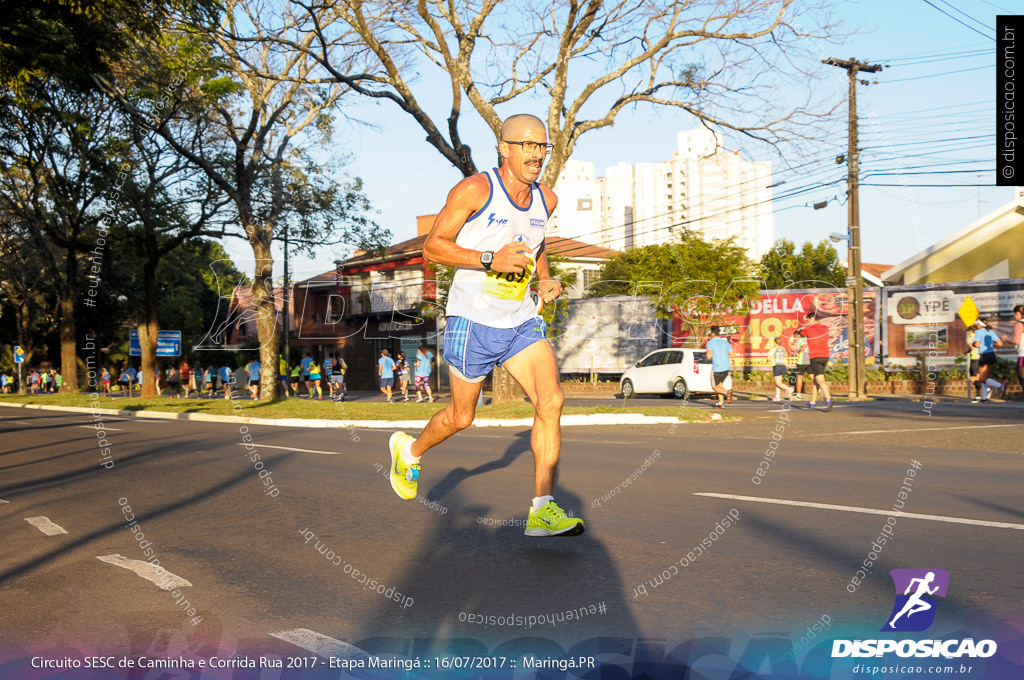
top-left (480, 250), bottom-right (494, 272)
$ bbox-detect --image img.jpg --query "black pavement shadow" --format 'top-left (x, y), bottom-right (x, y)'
top-left (332, 431), bottom-right (641, 656)
top-left (423, 430), bottom-right (531, 502)
top-left (951, 493), bottom-right (1024, 523)
top-left (0, 448), bottom-right (293, 585)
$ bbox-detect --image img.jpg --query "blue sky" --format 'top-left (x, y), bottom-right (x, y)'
top-left (224, 0), bottom-right (1011, 282)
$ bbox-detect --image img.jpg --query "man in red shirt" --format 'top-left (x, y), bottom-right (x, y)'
top-left (802, 311), bottom-right (834, 412)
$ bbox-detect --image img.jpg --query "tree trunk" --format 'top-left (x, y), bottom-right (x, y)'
top-left (138, 260), bottom-right (160, 397)
top-left (251, 240), bottom-right (281, 400)
top-left (490, 365), bottom-right (525, 404)
top-left (58, 252), bottom-right (79, 393)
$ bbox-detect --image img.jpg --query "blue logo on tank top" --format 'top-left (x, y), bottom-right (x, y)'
top-left (487, 213), bottom-right (508, 228)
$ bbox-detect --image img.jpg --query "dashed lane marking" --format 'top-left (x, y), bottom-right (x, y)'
top-left (269, 628), bottom-right (371, 660)
top-left (235, 443), bottom-right (343, 455)
top-left (96, 554), bottom-right (191, 590)
top-left (25, 516), bottom-right (68, 536)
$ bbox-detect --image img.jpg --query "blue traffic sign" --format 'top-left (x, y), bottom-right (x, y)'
top-left (129, 330), bottom-right (182, 357)
top-left (13, 346), bottom-right (25, 363)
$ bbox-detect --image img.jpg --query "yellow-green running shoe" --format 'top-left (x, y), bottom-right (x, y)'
top-left (525, 500), bottom-right (585, 537)
top-left (388, 431), bottom-right (419, 500)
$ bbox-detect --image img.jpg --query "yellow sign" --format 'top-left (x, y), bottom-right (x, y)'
top-left (957, 296), bottom-right (979, 327)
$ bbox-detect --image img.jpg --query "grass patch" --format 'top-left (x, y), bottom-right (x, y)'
top-left (0, 394), bottom-right (731, 423)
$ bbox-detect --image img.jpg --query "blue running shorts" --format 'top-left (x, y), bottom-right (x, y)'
top-left (443, 316), bottom-right (547, 382)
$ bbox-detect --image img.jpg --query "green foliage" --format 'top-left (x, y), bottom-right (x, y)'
top-left (759, 239), bottom-right (847, 290)
top-left (586, 232), bottom-right (760, 336)
top-left (0, 0), bottom-right (220, 91)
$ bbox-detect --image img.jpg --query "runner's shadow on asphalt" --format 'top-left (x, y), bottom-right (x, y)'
top-left (422, 430), bottom-right (531, 503)
top-left (348, 430), bottom-right (641, 650)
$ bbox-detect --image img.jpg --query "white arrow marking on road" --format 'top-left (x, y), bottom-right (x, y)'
top-left (235, 443), bottom-right (343, 455)
top-left (270, 629), bottom-right (371, 660)
top-left (25, 516), bottom-right (68, 536)
top-left (694, 492), bottom-right (1024, 531)
top-left (0, 498), bottom-right (8, 504)
top-left (78, 425), bottom-right (122, 431)
top-left (799, 423), bottom-right (1024, 437)
top-left (96, 554), bottom-right (191, 590)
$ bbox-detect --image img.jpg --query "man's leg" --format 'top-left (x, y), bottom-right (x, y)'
top-left (410, 374), bottom-right (481, 456)
top-left (502, 340), bottom-right (563, 498)
top-left (815, 374), bottom-right (831, 402)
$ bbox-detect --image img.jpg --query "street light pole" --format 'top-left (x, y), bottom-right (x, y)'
top-left (824, 57), bottom-right (882, 400)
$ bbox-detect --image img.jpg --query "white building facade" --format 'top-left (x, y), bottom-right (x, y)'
top-left (550, 128), bottom-right (774, 260)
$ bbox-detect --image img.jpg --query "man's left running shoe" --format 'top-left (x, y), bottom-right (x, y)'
top-left (825, 398), bottom-right (834, 412)
top-left (525, 501), bottom-right (585, 537)
top-left (388, 431), bottom-right (419, 500)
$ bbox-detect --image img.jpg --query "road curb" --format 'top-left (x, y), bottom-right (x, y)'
top-left (3, 402), bottom-right (688, 429)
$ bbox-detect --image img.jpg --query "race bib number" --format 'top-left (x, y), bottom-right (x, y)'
top-left (482, 258), bottom-right (534, 301)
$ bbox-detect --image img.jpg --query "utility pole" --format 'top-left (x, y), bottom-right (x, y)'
top-left (824, 57), bottom-right (882, 400)
top-left (282, 224), bottom-right (291, 398)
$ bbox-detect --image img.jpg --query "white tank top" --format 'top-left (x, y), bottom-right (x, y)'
top-left (445, 168), bottom-right (550, 328)
top-left (1017, 321), bottom-right (1024, 357)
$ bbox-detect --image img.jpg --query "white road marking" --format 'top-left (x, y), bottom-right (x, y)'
top-left (799, 423), bottom-right (1024, 437)
top-left (693, 492), bottom-right (1024, 531)
top-left (0, 499), bottom-right (8, 504)
top-left (78, 425), bottom-right (122, 431)
top-left (96, 554), bottom-right (191, 590)
top-left (270, 629), bottom-right (371, 660)
top-left (235, 443), bottom-right (342, 455)
top-left (25, 516), bottom-right (68, 536)
top-left (10, 420), bottom-right (33, 425)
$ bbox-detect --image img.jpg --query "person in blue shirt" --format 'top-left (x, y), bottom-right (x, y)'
top-left (246, 359), bottom-right (261, 400)
top-left (414, 345), bottom-right (435, 403)
top-left (705, 325), bottom-right (733, 409)
top-left (972, 319), bottom-right (1006, 402)
top-left (378, 348), bottom-right (396, 402)
top-left (219, 363), bottom-right (233, 400)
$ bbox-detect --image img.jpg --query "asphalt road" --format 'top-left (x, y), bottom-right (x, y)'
top-left (1, 398), bottom-right (1022, 675)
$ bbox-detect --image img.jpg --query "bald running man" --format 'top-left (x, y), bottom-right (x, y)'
top-left (388, 114), bottom-right (584, 537)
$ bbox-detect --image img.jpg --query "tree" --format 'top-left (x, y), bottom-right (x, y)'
top-left (759, 238), bottom-right (846, 290)
top-left (99, 6), bottom-right (388, 399)
top-left (105, 105), bottom-right (232, 397)
top-left (0, 206), bottom-right (61, 389)
top-left (278, 0), bottom-right (840, 186)
top-left (0, 0), bottom-right (219, 91)
top-left (0, 85), bottom-right (123, 393)
top-left (587, 231), bottom-right (760, 341)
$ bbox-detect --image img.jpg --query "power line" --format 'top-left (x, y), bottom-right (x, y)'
top-left (918, 0), bottom-right (995, 41)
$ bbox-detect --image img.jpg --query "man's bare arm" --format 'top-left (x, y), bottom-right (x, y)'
top-left (423, 174), bottom-right (532, 274)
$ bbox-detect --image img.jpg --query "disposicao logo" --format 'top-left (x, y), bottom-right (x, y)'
top-left (882, 568), bottom-right (948, 632)
top-left (487, 213), bottom-right (508, 228)
top-left (832, 568), bottom-right (998, 660)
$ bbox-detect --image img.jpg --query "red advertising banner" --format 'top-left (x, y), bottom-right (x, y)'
top-left (671, 288), bottom-right (879, 368)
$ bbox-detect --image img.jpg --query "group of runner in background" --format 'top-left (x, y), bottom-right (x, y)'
top-left (377, 345), bottom-right (435, 403)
